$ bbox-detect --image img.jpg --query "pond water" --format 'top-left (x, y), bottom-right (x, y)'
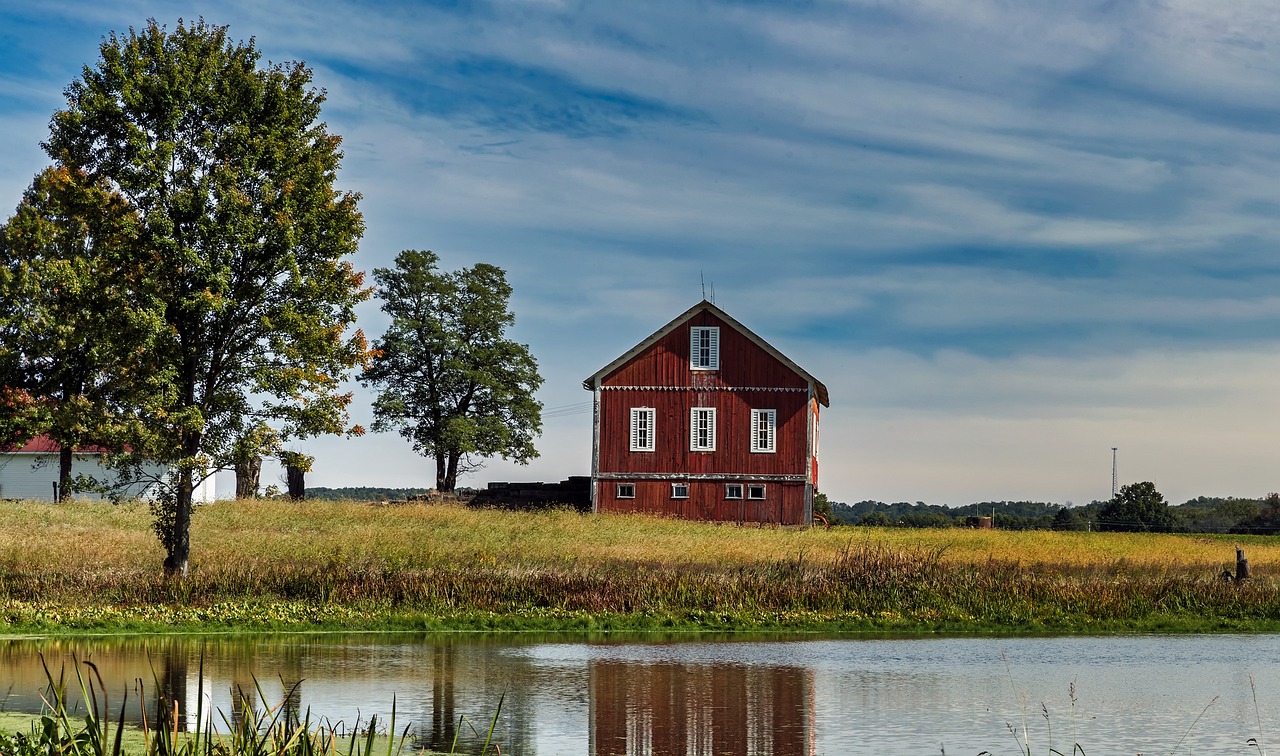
top-left (0, 632), bottom-right (1276, 754)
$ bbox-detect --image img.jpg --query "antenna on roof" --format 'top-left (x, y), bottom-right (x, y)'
top-left (699, 271), bottom-right (716, 304)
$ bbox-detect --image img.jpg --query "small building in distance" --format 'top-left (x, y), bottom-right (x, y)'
top-left (582, 300), bottom-right (829, 525)
top-left (0, 435), bottom-right (216, 502)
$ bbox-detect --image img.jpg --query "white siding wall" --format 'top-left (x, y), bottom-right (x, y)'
top-left (0, 453), bottom-right (216, 502)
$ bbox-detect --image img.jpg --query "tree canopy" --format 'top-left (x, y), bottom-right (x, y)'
top-left (361, 250), bottom-right (543, 492)
top-left (1097, 481), bottom-right (1177, 532)
top-left (37, 19), bottom-right (369, 573)
top-left (0, 166), bottom-right (157, 496)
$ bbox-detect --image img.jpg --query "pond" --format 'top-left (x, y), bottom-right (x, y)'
top-left (1, 632), bottom-right (1276, 754)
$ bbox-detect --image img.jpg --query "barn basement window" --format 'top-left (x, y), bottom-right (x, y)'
top-left (690, 408), bottom-right (716, 451)
top-left (629, 407), bottom-right (656, 452)
top-left (616, 483), bottom-right (636, 499)
top-left (690, 326), bottom-right (720, 370)
top-left (725, 483), bottom-right (743, 499)
top-left (751, 409), bottom-right (776, 453)
top-left (748, 484), bottom-right (767, 500)
top-left (671, 483), bottom-right (689, 499)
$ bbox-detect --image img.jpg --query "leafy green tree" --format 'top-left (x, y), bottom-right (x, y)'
top-left (1231, 493), bottom-right (1280, 535)
top-left (43, 20), bottom-right (369, 574)
top-left (1052, 506), bottom-right (1090, 531)
top-left (857, 510), bottom-right (892, 527)
top-left (812, 491), bottom-right (835, 525)
top-left (1097, 481), bottom-right (1177, 532)
top-left (361, 250), bottom-right (543, 492)
top-left (898, 511), bottom-right (954, 528)
top-left (0, 166), bottom-right (157, 497)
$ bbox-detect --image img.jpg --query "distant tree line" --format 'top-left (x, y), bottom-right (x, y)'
top-left (827, 484), bottom-right (1280, 535)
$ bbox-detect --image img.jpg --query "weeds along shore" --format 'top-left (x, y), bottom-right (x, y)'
top-left (2, 498), bottom-right (1280, 633)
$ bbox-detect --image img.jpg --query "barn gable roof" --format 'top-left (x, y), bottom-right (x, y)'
top-left (582, 300), bottom-right (830, 407)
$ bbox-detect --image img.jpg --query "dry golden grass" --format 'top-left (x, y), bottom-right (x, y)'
top-left (0, 497), bottom-right (1270, 576)
top-left (2, 497), bottom-right (1277, 634)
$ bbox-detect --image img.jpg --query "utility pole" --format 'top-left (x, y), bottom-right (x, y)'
top-left (1111, 447), bottom-right (1118, 499)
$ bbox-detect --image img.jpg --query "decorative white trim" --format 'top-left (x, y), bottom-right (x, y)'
top-left (601, 385), bottom-right (807, 393)
top-left (580, 300), bottom-right (828, 407)
top-left (595, 472), bottom-right (807, 482)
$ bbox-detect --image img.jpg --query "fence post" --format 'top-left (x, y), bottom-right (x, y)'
top-left (1237, 548), bottom-right (1250, 582)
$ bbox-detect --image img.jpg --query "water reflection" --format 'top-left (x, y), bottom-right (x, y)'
top-left (5, 633), bottom-right (1280, 754)
top-left (590, 661), bottom-right (813, 755)
top-left (0, 634), bottom-right (816, 755)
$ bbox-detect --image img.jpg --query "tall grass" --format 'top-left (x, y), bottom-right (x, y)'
top-left (0, 498), bottom-right (1277, 632)
top-left (0, 653), bottom-right (503, 755)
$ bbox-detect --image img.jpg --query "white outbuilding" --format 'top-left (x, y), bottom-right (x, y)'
top-left (0, 436), bottom-right (216, 502)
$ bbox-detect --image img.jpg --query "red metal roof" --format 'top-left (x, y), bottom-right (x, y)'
top-left (3, 435), bottom-right (113, 454)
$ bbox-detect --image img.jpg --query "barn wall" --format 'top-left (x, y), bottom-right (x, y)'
top-left (590, 305), bottom-right (820, 526)
top-left (601, 311), bottom-right (808, 391)
top-left (598, 480), bottom-right (807, 524)
top-left (598, 388), bottom-right (808, 476)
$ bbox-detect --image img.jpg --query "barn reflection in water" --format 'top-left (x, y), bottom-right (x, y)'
top-left (590, 660), bottom-right (814, 756)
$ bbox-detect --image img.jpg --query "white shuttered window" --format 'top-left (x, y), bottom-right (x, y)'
top-left (629, 407), bottom-right (656, 452)
top-left (750, 409), bottom-right (777, 453)
top-left (690, 327), bottom-right (720, 370)
top-left (690, 408), bottom-right (716, 451)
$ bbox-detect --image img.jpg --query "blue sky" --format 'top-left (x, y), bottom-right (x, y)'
top-left (3, 0), bottom-right (1280, 506)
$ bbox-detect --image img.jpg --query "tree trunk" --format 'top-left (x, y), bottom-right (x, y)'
top-left (444, 451), bottom-right (460, 493)
top-left (235, 455), bottom-right (262, 498)
top-left (163, 432), bottom-right (199, 578)
top-left (435, 450), bottom-right (447, 492)
top-left (58, 446), bottom-right (73, 502)
top-left (286, 464), bottom-right (306, 500)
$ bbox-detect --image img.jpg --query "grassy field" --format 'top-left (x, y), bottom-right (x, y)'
top-left (1, 497), bottom-right (1279, 633)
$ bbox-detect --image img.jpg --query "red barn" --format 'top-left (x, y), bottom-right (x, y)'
top-left (583, 300), bottom-right (829, 525)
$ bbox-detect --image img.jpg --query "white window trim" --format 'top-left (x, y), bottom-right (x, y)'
top-left (748, 484), bottom-right (767, 500)
top-left (725, 483), bottom-right (743, 500)
top-left (629, 407), bottom-right (656, 452)
top-left (617, 483), bottom-right (636, 499)
top-left (690, 407), bottom-right (717, 451)
top-left (690, 326), bottom-right (720, 371)
top-left (671, 483), bottom-right (689, 499)
top-left (751, 409), bottom-right (777, 453)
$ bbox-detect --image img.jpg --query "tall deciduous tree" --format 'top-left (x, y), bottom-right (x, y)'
top-left (0, 166), bottom-right (157, 496)
top-left (361, 250), bottom-right (543, 492)
top-left (43, 19), bottom-right (369, 574)
top-left (1098, 481), bottom-right (1178, 532)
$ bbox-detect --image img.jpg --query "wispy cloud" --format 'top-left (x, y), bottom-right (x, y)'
top-left (5, 0), bottom-right (1280, 505)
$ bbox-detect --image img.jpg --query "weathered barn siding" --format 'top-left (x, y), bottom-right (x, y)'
top-left (601, 310), bottom-right (809, 391)
top-left (596, 388), bottom-right (807, 476)
top-left (597, 480), bottom-right (806, 523)
top-left (585, 301), bottom-right (827, 526)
